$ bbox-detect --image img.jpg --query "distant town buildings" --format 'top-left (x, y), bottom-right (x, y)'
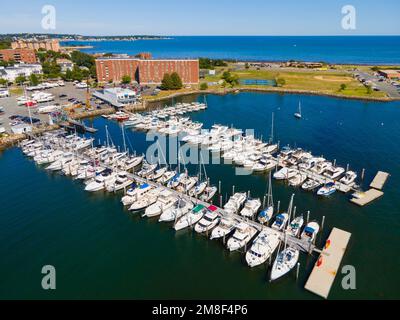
top-left (0, 48), bottom-right (37, 64)
top-left (0, 64), bottom-right (43, 82)
top-left (95, 53), bottom-right (199, 85)
top-left (378, 70), bottom-right (400, 79)
top-left (11, 39), bottom-right (60, 52)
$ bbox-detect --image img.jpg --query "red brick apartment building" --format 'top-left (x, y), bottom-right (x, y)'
top-left (0, 48), bottom-right (37, 64)
top-left (95, 55), bottom-right (199, 85)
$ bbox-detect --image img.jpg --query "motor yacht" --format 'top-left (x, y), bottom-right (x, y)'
top-left (159, 199), bottom-right (194, 222)
top-left (271, 213), bottom-right (289, 231)
top-left (194, 206), bottom-right (220, 233)
top-left (340, 171), bottom-right (357, 186)
top-left (210, 217), bottom-right (236, 240)
top-left (245, 229), bottom-right (280, 267)
top-left (301, 222), bottom-right (320, 243)
top-left (143, 190), bottom-right (177, 218)
top-left (286, 216), bottom-right (304, 237)
top-left (317, 182), bottom-right (336, 196)
top-left (240, 198), bottom-right (261, 218)
top-left (174, 204), bottom-right (207, 231)
top-left (226, 223), bottom-right (258, 252)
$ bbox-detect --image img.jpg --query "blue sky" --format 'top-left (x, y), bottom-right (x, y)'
top-left (0, 0), bottom-right (399, 36)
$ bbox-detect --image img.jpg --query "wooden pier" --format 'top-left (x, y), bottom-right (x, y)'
top-left (305, 228), bottom-right (351, 299)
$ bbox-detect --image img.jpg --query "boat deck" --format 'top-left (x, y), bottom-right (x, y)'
top-left (304, 228), bottom-right (351, 299)
top-left (369, 171), bottom-right (389, 190)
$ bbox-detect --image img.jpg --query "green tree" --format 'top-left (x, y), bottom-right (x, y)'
top-left (0, 78), bottom-right (7, 86)
top-left (339, 83), bottom-right (347, 91)
top-left (121, 75), bottom-right (132, 84)
top-left (200, 82), bottom-right (208, 90)
top-left (245, 63), bottom-right (250, 69)
top-left (29, 74), bottom-right (40, 86)
top-left (160, 73), bottom-right (173, 90)
top-left (15, 75), bottom-right (27, 85)
top-left (276, 78), bottom-right (286, 87)
top-left (366, 85), bottom-right (372, 94)
top-left (170, 72), bottom-right (183, 89)
top-left (222, 71), bottom-right (232, 82)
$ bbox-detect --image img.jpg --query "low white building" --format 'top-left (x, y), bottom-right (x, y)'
top-left (0, 64), bottom-right (43, 82)
top-left (93, 87), bottom-right (137, 108)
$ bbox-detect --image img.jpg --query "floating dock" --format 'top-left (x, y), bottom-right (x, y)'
top-left (350, 171), bottom-right (389, 207)
top-left (305, 228), bottom-right (351, 299)
top-left (350, 188), bottom-right (384, 207)
top-left (369, 171), bottom-right (389, 190)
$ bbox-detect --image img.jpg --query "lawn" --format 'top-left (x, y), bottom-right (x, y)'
top-left (205, 68), bottom-right (387, 98)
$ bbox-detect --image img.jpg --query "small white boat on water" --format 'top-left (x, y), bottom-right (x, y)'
top-left (301, 179), bottom-right (322, 191)
top-left (159, 198), bottom-right (194, 223)
top-left (158, 170), bottom-right (177, 184)
top-left (210, 217), bottom-right (236, 240)
top-left (271, 213), bottom-right (289, 231)
top-left (273, 167), bottom-right (298, 180)
top-left (45, 153), bottom-right (74, 171)
top-left (240, 198), bottom-right (261, 218)
top-left (121, 183), bottom-right (153, 206)
top-left (194, 206), bottom-right (220, 234)
top-left (224, 192), bottom-right (247, 214)
top-left (129, 189), bottom-right (159, 212)
top-left (199, 186), bottom-right (218, 202)
top-left (270, 247), bottom-right (300, 281)
top-left (143, 190), bottom-right (177, 218)
top-left (245, 229), bottom-right (280, 267)
top-left (301, 222), bottom-right (320, 243)
top-left (317, 182), bottom-right (336, 196)
top-left (340, 171), bottom-right (357, 186)
top-left (226, 223), bottom-right (258, 252)
top-left (286, 216), bottom-right (304, 237)
top-left (174, 204), bottom-right (207, 231)
top-left (148, 167), bottom-right (168, 181)
top-left (85, 169), bottom-right (117, 192)
top-left (288, 172), bottom-right (308, 187)
top-left (106, 172), bottom-right (133, 192)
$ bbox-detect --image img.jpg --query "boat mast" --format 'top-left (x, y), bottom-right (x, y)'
top-left (267, 171), bottom-right (274, 207)
top-left (121, 123), bottom-right (127, 153)
top-left (270, 112), bottom-right (274, 144)
top-left (105, 125), bottom-right (110, 148)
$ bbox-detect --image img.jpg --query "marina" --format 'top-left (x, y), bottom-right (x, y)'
top-left (1, 91), bottom-right (399, 300)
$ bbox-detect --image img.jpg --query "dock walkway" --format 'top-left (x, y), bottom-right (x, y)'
top-left (370, 171), bottom-right (389, 190)
top-left (305, 228), bottom-right (351, 299)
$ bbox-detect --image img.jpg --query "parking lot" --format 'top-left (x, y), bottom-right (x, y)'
top-left (354, 71), bottom-right (400, 98)
top-left (0, 82), bottom-right (109, 133)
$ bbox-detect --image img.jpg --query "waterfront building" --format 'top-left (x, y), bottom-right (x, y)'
top-left (0, 48), bottom-right (37, 64)
top-left (378, 70), bottom-right (400, 79)
top-left (11, 39), bottom-right (60, 52)
top-left (0, 64), bottom-right (43, 82)
top-left (95, 54), bottom-right (199, 85)
top-left (93, 87), bottom-right (138, 108)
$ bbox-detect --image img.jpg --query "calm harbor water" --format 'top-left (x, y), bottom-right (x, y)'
top-left (62, 36), bottom-right (400, 65)
top-left (0, 92), bottom-right (399, 299)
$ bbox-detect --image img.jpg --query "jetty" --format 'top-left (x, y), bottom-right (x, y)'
top-left (305, 228), bottom-right (351, 299)
top-left (369, 171), bottom-right (389, 190)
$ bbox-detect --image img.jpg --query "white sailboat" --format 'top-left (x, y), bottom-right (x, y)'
top-left (174, 204), bottom-right (207, 231)
top-left (258, 172), bottom-right (274, 224)
top-left (294, 101), bottom-right (302, 119)
top-left (270, 246), bottom-right (300, 281)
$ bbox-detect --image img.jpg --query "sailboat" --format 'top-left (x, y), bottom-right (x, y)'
top-left (294, 101), bottom-right (302, 119)
top-left (258, 172), bottom-right (274, 224)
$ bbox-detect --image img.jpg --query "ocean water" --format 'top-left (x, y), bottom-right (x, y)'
top-left (0, 92), bottom-right (399, 299)
top-left (62, 36), bottom-right (400, 65)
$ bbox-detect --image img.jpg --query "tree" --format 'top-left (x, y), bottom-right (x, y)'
top-left (276, 78), bottom-right (286, 87)
top-left (15, 75), bottom-right (27, 85)
top-left (160, 73), bottom-right (173, 90)
top-left (29, 74), bottom-right (40, 86)
top-left (366, 85), bottom-right (372, 94)
top-left (121, 75), bottom-right (131, 84)
top-left (200, 82), bottom-right (208, 90)
top-left (222, 71), bottom-right (232, 82)
top-left (245, 63), bottom-right (250, 69)
top-left (0, 78), bottom-right (7, 86)
top-left (339, 83), bottom-right (347, 91)
top-left (170, 72), bottom-right (183, 90)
